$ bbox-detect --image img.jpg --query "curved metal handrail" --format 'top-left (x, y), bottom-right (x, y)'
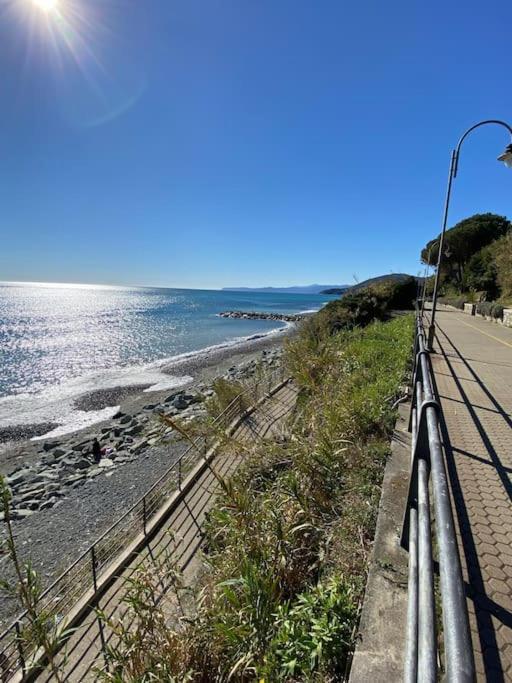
top-left (402, 312), bottom-right (475, 681)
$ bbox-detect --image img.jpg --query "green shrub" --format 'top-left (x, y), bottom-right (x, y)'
top-left (207, 377), bottom-right (250, 418)
top-left (260, 576), bottom-right (358, 680)
top-left (476, 301), bottom-right (493, 317)
top-left (311, 277), bottom-right (416, 336)
top-left (492, 304), bottom-right (504, 320)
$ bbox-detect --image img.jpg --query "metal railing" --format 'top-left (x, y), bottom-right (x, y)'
top-left (0, 366), bottom-right (287, 681)
top-left (401, 312), bottom-right (474, 681)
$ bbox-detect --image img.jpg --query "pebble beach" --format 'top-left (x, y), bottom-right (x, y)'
top-left (0, 333), bottom-right (287, 628)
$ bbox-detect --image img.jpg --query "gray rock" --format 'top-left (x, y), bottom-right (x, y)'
top-left (40, 497), bottom-right (60, 511)
top-left (72, 440), bottom-right (90, 452)
top-left (131, 440), bottom-right (148, 454)
top-left (43, 441), bottom-right (61, 452)
top-left (11, 509), bottom-right (34, 519)
top-left (21, 499), bottom-right (41, 511)
top-left (172, 395), bottom-right (188, 410)
top-left (164, 390), bottom-right (184, 404)
top-left (143, 403), bottom-right (158, 411)
top-left (124, 425), bottom-right (143, 437)
top-left (98, 458), bottom-right (114, 468)
top-left (6, 469), bottom-right (34, 486)
top-left (15, 488), bottom-right (46, 504)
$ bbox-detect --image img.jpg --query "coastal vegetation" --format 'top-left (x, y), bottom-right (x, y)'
top-left (421, 213), bottom-right (512, 307)
top-left (307, 275), bottom-right (416, 335)
top-left (94, 304), bottom-right (414, 681)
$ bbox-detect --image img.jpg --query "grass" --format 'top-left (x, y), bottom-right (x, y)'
top-left (97, 313), bottom-right (413, 682)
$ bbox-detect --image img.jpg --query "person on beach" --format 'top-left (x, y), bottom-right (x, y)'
top-left (92, 438), bottom-right (102, 464)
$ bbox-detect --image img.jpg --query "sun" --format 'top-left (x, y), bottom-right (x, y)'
top-left (31, 0), bottom-right (59, 12)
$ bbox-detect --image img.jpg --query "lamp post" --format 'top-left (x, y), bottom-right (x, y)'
top-left (427, 120), bottom-right (512, 350)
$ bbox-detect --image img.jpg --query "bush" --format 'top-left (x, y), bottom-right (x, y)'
top-left (492, 304), bottom-right (504, 320)
top-left (312, 277), bottom-right (416, 336)
top-left (495, 233), bottom-right (512, 301)
top-left (476, 301), bottom-right (493, 317)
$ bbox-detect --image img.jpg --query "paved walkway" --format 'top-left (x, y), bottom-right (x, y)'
top-left (34, 380), bottom-right (299, 681)
top-left (430, 309), bottom-right (512, 681)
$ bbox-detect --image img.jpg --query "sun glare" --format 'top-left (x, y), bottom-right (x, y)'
top-left (32, 0), bottom-right (59, 12)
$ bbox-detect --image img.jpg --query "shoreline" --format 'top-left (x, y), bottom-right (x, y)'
top-left (0, 322), bottom-right (293, 449)
top-left (0, 332), bottom-right (291, 628)
top-left (0, 327), bottom-right (293, 474)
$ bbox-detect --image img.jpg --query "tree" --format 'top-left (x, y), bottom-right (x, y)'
top-left (465, 242), bottom-right (500, 298)
top-left (420, 213), bottom-right (511, 291)
top-left (495, 233), bottom-right (512, 301)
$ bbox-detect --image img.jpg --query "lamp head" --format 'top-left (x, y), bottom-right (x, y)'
top-left (497, 143), bottom-right (512, 168)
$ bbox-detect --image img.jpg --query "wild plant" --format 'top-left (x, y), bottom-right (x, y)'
top-left (0, 476), bottom-right (70, 682)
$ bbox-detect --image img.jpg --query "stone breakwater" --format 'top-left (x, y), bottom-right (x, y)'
top-left (2, 348), bottom-right (283, 522)
top-left (219, 311), bottom-right (305, 322)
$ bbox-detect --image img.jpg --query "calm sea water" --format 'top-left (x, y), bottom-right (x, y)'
top-left (0, 282), bottom-right (333, 436)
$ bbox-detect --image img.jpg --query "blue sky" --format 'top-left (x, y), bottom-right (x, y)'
top-left (0, 0), bottom-right (511, 289)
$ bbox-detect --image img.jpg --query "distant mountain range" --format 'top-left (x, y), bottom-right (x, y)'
top-left (222, 276), bottom-right (415, 296)
top-left (222, 284), bottom-right (350, 295)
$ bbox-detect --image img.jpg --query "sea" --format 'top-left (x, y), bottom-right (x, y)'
top-left (0, 282), bottom-right (334, 438)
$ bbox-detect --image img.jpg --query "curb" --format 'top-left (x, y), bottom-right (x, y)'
top-left (349, 402), bottom-right (411, 682)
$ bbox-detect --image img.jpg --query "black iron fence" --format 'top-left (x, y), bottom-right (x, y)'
top-left (401, 312), bottom-right (474, 681)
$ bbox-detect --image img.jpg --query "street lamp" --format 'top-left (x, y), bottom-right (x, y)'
top-left (427, 120), bottom-right (512, 350)
top-left (497, 144), bottom-right (512, 168)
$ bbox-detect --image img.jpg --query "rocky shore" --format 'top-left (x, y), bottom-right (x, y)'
top-left (219, 310), bottom-right (305, 322)
top-left (0, 341), bottom-right (286, 627)
top-left (1, 346), bottom-right (284, 523)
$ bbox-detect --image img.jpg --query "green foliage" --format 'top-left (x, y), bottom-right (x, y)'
top-left (98, 315), bottom-right (414, 681)
top-left (1, 477), bottom-right (68, 683)
top-left (421, 213), bottom-right (511, 296)
top-left (260, 576), bottom-right (358, 680)
top-left (495, 233), bottom-right (512, 302)
top-left (476, 301), bottom-right (493, 317)
top-left (207, 377), bottom-right (250, 418)
top-left (308, 277), bottom-right (416, 337)
top-left (465, 242), bottom-right (500, 297)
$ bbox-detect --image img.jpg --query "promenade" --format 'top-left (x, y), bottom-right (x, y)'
top-left (430, 308), bottom-right (512, 680)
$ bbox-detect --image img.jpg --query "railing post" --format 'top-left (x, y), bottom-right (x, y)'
top-left (14, 620), bottom-right (26, 677)
top-left (142, 497), bottom-right (147, 536)
top-left (91, 546), bottom-right (98, 592)
top-left (91, 546), bottom-right (110, 671)
top-left (178, 459), bottom-right (182, 488)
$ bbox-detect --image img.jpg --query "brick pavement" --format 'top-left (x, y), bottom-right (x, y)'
top-left (430, 309), bottom-right (512, 681)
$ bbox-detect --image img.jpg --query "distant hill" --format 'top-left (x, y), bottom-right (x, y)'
top-left (319, 287), bottom-right (350, 295)
top-left (345, 273), bottom-right (415, 294)
top-left (222, 284), bottom-right (350, 295)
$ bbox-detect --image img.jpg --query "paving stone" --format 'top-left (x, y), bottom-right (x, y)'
top-left (431, 310), bottom-right (512, 680)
